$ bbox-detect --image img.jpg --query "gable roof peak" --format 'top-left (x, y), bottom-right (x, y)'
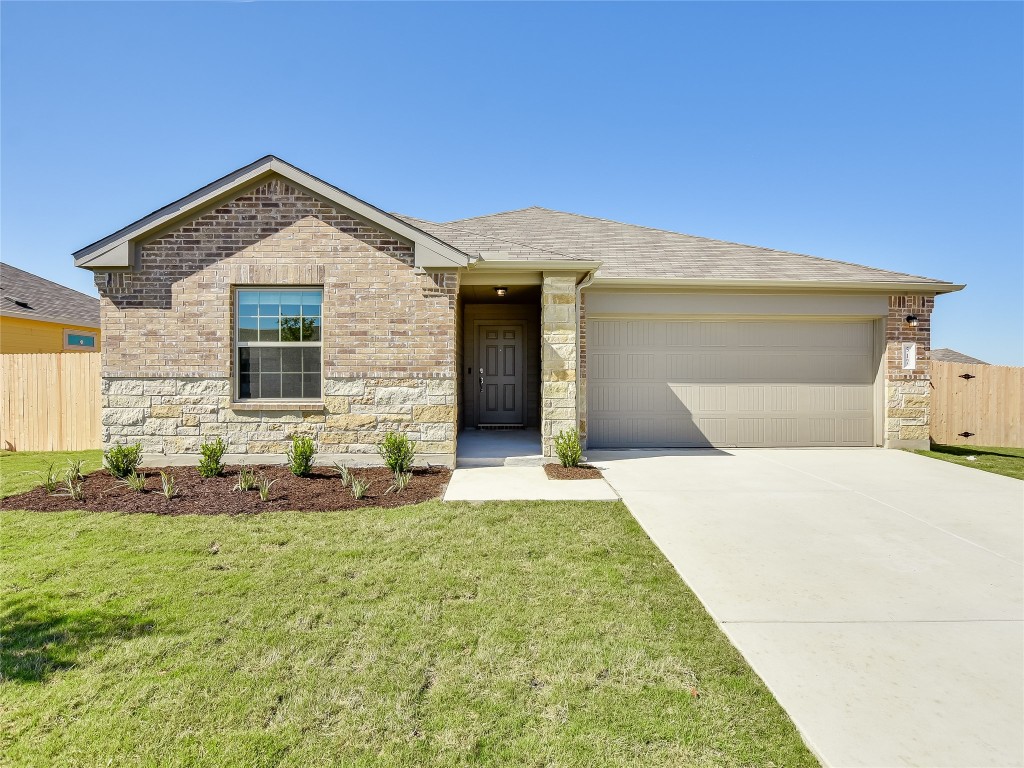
top-left (73, 156), bottom-right (470, 270)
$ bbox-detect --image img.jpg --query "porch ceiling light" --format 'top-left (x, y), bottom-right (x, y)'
top-left (905, 315), bottom-right (918, 327)
top-left (494, 286), bottom-right (508, 297)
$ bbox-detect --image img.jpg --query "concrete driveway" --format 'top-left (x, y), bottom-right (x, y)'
top-left (588, 447), bottom-right (1024, 768)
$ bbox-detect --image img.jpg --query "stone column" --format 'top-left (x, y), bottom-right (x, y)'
top-left (885, 294), bottom-right (934, 449)
top-left (540, 273), bottom-right (579, 458)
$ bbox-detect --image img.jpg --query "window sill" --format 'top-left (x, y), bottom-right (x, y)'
top-left (230, 401), bottom-right (325, 412)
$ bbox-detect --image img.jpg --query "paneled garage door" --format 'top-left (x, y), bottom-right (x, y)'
top-left (587, 318), bottom-right (878, 448)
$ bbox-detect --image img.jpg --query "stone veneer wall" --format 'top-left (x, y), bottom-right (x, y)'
top-left (577, 291), bottom-right (587, 445)
top-left (101, 377), bottom-right (457, 464)
top-left (540, 274), bottom-right (579, 457)
top-left (96, 176), bottom-right (458, 466)
top-left (885, 294), bottom-right (934, 448)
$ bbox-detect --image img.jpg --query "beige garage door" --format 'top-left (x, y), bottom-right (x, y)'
top-left (587, 318), bottom-right (877, 448)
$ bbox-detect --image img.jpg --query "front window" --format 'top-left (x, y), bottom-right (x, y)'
top-left (235, 288), bottom-right (322, 400)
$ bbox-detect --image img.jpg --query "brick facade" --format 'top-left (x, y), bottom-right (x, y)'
top-left (96, 177), bottom-right (458, 465)
top-left (884, 294), bottom-right (934, 448)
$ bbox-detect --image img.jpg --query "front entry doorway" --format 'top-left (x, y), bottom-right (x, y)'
top-left (477, 325), bottom-right (524, 426)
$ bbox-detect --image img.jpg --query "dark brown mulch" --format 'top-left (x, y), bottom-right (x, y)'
top-left (543, 463), bottom-right (603, 480)
top-left (0, 465), bottom-right (451, 515)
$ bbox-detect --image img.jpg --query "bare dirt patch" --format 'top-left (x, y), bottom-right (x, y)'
top-left (0, 465), bottom-right (450, 515)
top-left (544, 463), bottom-right (603, 480)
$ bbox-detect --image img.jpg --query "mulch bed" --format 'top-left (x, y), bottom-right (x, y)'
top-left (0, 465), bottom-right (451, 515)
top-left (543, 463), bottom-right (603, 480)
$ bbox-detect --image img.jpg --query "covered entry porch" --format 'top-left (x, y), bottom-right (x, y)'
top-left (456, 263), bottom-right (593, 459)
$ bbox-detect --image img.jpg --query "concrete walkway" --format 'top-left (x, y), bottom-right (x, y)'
top-left (588, 447), bottom-right (1024, 768)
top-left (446, 429), bottom-right (619, 501)
top-left (443, 466), bottom-right (618, 501)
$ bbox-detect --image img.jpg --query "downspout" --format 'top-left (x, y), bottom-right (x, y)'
top-left (575, 270), bottom-right (596, 445)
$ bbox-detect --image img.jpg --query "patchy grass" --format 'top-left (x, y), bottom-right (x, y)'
top-left (914, 443), bottom-right (1024, 481)
top-left (1, 450), bottom-right (104, 498)
top-left (2, 452), bottom-right (816, 767)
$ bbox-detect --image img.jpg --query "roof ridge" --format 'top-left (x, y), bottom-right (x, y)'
top-left (0, 261), bottom-right (100, 302)
top-left (450, 207), bottom-right (946, 284)
top-left (406, 215), bottom-right (576, 261)
top-left (443, 206), bottom-right (546, 226)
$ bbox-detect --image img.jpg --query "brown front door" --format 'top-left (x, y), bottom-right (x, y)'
top-left (478, 325), bottom-right (523, 425)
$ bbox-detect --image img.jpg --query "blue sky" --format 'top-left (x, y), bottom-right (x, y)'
top-left (2, 1), bottom-right (1021, 364)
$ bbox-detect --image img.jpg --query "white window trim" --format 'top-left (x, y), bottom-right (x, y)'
top-left (233, 287), bottom-right (324, 402)
top-left (63, 329), bottom-right (98, 351)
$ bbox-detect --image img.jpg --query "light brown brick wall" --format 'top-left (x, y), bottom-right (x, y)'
top-left (95, 175), bottom-right (459, 465)
top-left (96, 176), bottom-right (457, 380)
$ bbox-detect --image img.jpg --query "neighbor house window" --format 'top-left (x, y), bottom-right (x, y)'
top-left (63, 330), bottom-right (97, 350)
top-left (235, 288), bottom-right (322, 400)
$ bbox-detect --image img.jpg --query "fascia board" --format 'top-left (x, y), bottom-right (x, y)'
top-left (470, 259), bottom-right (602, 271)
top-left (589, 277), bottom-right (965, 294)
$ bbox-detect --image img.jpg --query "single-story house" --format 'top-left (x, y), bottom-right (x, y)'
top-left (1, 262), bottom-right (101, 354)
top-left (73, 156), bottom-right (963, 466)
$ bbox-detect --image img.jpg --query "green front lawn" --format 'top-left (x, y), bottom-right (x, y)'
top-left (1, 451), bottom-right (815, 767)
top-left (914, 443), bottom-right (1024, 481)
top-left (0, 450), bottom-right (104, 497)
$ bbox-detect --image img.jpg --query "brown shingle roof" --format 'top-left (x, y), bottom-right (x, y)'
top-left (398, 206), bottom-right (958, 288)
top-left (1, 262), bottom-right (100, 327)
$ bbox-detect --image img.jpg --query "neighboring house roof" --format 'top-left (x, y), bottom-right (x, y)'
top-left (930, 348), bottom-right (989, 365)
top-left (427, 207), bottom-right (961, 291)
top-left (73, 156), bottom-right (470, 270)
top-left (1, 262), bottom-right (100, 328)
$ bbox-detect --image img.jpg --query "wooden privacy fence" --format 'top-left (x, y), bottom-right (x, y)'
top-left (0, 353), bottom-right (101, 452)
top-left (930, 360), bottom-right (1024, 448)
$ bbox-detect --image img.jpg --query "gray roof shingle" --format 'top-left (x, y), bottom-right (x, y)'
top-left (1, 262), bottom-right (100, 327)
top-left (397, 206), bottom-right (956, 288)
top-left (395, 215), bottom-right (579, 262)
top-left (929, 348), bottom-right (989, 365)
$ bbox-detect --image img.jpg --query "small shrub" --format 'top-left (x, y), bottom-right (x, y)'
top-left (24, 462), bottom-right (61, 494)
top-left (56, 474), bottom-right (85, 502)
top-left (159, 470), bottom-right (176, 500)
top-left (387, 471), bottom-right (412, 495)
top-left (119, 471), bottom-right (147, 492)
top-left (351, 478), bottom-right (370, 500)
top-left (256, 475), bottom-right (278, 502)
top-left (333, 463), bottom-right (352, 487)
top-left (198, 437), bottom-right (226, 478)
top-left (287, 435), bottom-right (316, 477)
top-left (105, 442), bottom-right (143, 479)
top-left (65, 458), bottom-right (87, 480)
top-left (553, 428), bottom-right (583, 468)
top-left (233, 465), bottom-right (258, 492)
top-left (378, 432), bottom-right (415, 473)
